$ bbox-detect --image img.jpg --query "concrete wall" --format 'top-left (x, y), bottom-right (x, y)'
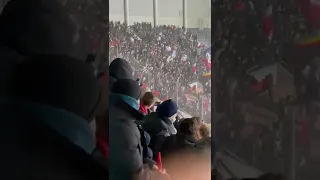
top-left (109, 0), bottom-right (211, 28)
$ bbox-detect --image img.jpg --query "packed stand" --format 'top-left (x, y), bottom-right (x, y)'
top-left (0, 0), bottom-right (291, 180)
top-left (213, 0), bottom-right (320, 179)
top-left (109, 21), bottom-right (212, 122)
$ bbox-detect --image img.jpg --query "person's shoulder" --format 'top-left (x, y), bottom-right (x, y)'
top-left (2, 118), bottom-right (108, 180)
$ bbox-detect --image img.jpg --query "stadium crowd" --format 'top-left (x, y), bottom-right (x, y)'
top-left (0, 0), bottom-right (288, 180)
top-left (109, 21), bottom-right (212, 121)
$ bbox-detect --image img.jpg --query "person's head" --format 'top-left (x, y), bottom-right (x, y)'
top-left (156, 99), bottom-right (178, 122)
top-left (111, 78), bottom-right (141, 110)
top-left (140, 92), bottom-right (155, 109)
top-left (10, 55), bottom-right (101, 122)
top-left (109, 58), bottom-right (135, 88)
top-left (179, 118), bottom-right (202, 140)
top-left (199, 124), bottom-right (211, 138)
top-left (192, 116), bottom-right (203, 125)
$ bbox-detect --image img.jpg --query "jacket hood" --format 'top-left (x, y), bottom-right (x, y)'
top-left (143, 112), bottom-right (177, 136)
top-left (109, 58), bottom-right (135, 80)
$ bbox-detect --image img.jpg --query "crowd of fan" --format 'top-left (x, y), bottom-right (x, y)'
top-left (109, 21), bottom-right (212, 119)
top-left (0, 0), bottom-right (290, 180)
top-left (212, 0), bottom-right (316, 178)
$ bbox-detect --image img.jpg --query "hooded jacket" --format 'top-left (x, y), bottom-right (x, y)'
top-left (160, 133), bottom-right (197, 157)
top-left (142, 112), bottom-right (177, 159)
top-left (109, 93), bottom-right (151, 180)
top-left (109, 58), bottom-right (135, 89)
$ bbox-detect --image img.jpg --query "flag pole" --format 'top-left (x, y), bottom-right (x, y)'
top-left (201, 94), bottom-right (204, 120)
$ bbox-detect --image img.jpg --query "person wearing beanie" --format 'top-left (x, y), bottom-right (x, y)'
top-left (109, 78), bottom-right (154, 180)
top-left (157, 99), bottom-right (179, 121)
top-left (142, 99), bottom-right (179, 160)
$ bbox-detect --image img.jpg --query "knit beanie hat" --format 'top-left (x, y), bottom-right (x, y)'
top-left (112, 79), bottom-right (141, 100)
top-left (157, 99), bottom-right (178, 118)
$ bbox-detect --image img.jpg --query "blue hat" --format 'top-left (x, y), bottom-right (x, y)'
top-left (157, 99), bottom-right (178, 118)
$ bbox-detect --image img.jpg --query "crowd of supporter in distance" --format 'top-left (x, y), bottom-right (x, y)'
top-left (109, 21), bottom-right (212, 122)
top-left (0, 0), bottom-right (286, 180)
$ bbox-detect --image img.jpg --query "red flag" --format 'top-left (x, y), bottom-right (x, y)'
top-left (109, 41), bottom-right (115, 47)
top-left (156, 152), bottom-right (163, 171)
top-left (263, 5), bottom-right (273, 41)
top-left (202, 57), bottom-right (211, 70)
top-left (192, 63), bottom-right (196, 73)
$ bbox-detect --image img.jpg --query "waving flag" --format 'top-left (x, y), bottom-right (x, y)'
top-left (185, 93), bottom-right (198, 103)
top-left (295, 32), bottom-right (320, 47)
top-left (203, 72), bottom-right (211, 77)
top-left (202, 57), bottom-right (211, 70)
top-left (189, 81), bottom-right (204, 94)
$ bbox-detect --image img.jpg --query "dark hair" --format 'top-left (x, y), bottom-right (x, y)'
top-left (179, 118), bottom-right (200, 139)
top-left (141, 92), bottom-right (155, 106)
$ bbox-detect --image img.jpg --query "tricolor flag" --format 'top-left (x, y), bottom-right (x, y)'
top-left (295, 32), bottom-right (320, 47)
top-left (203, 72), bottom-right (211, 77)
top-left (185, 93), bottom-right (198, 103)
